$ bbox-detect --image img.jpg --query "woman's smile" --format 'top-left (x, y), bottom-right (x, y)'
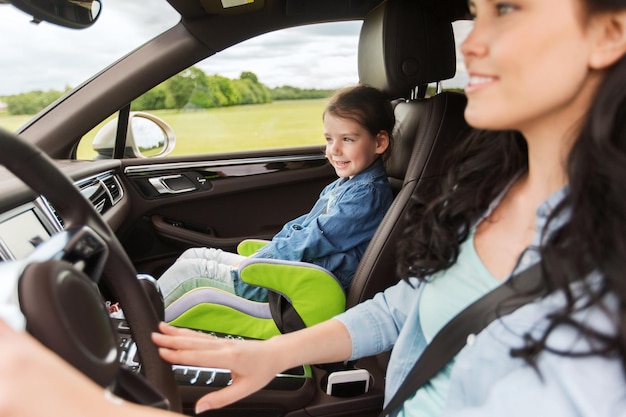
top-left (465, 73), bottom-right (498, 94)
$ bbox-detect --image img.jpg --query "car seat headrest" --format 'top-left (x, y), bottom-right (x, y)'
top-left (358, 0), bottom-right (456, 98)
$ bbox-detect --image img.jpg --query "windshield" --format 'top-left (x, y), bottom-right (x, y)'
top-left (0, 0), bottom-right (179, 97)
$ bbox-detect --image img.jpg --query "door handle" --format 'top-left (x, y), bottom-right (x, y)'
top-left (148, 175), bottom-right (196, 194)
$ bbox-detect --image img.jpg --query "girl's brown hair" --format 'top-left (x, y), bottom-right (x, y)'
top-left (323, 84), bottom-right (395, 159)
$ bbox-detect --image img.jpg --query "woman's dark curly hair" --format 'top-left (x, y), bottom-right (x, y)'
top-left (397, 17), bottom-right (626, 371)
top-left (396, 129), bottom-right (527, 281)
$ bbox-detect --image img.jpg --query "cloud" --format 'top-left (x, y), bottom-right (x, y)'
top-left (0, 0), bottom-right (178, 95)
top-left (198, 21), bottom-right (362, 89)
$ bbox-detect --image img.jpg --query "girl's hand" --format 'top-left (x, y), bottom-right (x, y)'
top-left (152, 322), bottom-right (285, 413)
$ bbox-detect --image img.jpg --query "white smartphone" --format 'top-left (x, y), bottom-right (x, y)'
top-left (326, 369), bottom-right (371, 397)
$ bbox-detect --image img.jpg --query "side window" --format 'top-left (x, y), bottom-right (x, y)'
top-left (76, 21), bottom-right (362, 160)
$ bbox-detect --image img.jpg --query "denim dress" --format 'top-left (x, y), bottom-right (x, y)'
top-left (253, 158), bottom-right (393, 291)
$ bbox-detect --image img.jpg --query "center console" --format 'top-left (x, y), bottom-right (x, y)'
top-left (112, 317), bottom-right (312, 392)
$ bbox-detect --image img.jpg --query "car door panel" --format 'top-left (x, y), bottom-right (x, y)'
top-left (117, 151), bottom-right (335, 278)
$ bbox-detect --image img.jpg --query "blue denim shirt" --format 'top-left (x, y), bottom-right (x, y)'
top-left (253, 158), bottom-right (393, 291)
top-left (335, 184), bottom-right (570, 416)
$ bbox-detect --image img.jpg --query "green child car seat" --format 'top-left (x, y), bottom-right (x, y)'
top-left (165, 239), bottom-right (346, 339)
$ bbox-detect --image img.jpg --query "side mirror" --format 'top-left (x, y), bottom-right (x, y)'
top-left (92, 112), bottom-right (176, 160)
top-left (9, 0), bottom-right (102, 29)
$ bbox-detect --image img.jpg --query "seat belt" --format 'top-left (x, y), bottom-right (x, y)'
top-left (378, 262), bottom-right (546, 417)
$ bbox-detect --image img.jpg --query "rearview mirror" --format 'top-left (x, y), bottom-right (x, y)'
top-left (9, 0), bottom-right (101, 29)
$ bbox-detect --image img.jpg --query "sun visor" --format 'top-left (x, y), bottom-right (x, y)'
top-left (200, 0), bottom-right (265, 14)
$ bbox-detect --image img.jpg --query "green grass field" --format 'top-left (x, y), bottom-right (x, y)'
top-left (0, 99), bottom-right (330, 159)
top-left (0, 114), bottom-right (31, 133)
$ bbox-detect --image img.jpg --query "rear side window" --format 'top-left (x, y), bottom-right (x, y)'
top-left (445, 20), bottom-right (473, 91)
top-left (76, 19), bottom-right (472, 160)
top-left (76, 21), bottom-right (362, 160)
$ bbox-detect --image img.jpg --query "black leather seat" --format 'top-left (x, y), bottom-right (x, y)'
top-left (349, 0), bottom-right (469, 307)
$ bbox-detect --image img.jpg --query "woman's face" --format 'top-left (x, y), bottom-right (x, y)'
top-left (462, 0), bottom-right (599, 136)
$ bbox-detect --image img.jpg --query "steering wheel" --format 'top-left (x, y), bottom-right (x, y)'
top-left (0, 128), bottom-right (182, 411)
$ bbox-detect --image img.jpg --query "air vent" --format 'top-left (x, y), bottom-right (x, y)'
top-left (50, 205), bottom-right (64, 228)
top-left (81, 182), bottom-right (107, 214)
top-left (37, 196), bottom-right (64, 230)
top-left (35, 173), bottom-right (123, 230)
top-left (101, 175), bottom-right (123, 205)
top-left (76, 173), bottom-right (123, 217)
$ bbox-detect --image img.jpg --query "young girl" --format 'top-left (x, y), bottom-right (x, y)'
top-left (2, 0), bottom-right (626, 416)
top-left (157, 84), bottom-right (395, 306)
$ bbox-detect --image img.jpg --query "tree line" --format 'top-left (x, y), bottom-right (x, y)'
top-left (1, 68), bottom-right (335, 116)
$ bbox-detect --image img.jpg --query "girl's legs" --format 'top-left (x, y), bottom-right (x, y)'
top-left (178, 247), bottom-right (245, 266)
top-left (185, 247), bottom-right (270, 302)
top-left (233, 278), bottom-right (269, 303)
top-left (158, 248), bottom-right (247, 307)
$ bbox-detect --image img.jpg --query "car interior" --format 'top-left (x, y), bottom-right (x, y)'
top-left (160, 0), bottom-right (471, 346)
top-left (0, 0), bottom-right (471, 416)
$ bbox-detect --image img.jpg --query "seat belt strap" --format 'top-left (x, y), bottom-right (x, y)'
top-left (379, 262), bottom-right (545, 417)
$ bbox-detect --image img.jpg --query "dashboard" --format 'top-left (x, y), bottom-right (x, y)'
top-left (0, 168), bottom-right (123, 261)
top-left (0, 199), bottom-right (58, 260)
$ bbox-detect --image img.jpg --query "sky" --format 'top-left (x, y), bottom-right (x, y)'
top-left (0, 0), bottom-right (470, 97)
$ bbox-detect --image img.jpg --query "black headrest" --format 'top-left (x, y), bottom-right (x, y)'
top-left (358, 0), bottom-right (456, 98)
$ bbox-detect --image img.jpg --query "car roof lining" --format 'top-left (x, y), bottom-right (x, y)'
top-left (168, 0), bottom-right (469, 55)
top-left (167, 0), bottom-right (469, 21)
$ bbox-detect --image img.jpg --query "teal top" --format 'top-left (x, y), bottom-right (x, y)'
top-left (399, 227), bottom-right (500, 417)
top-left (335, 184), bottom-right (568, 417)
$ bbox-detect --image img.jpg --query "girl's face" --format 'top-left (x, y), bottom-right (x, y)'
top-left (462, 0), bottom-right (602, 136)
top-left (323, 113), bottom-right (389, 179)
